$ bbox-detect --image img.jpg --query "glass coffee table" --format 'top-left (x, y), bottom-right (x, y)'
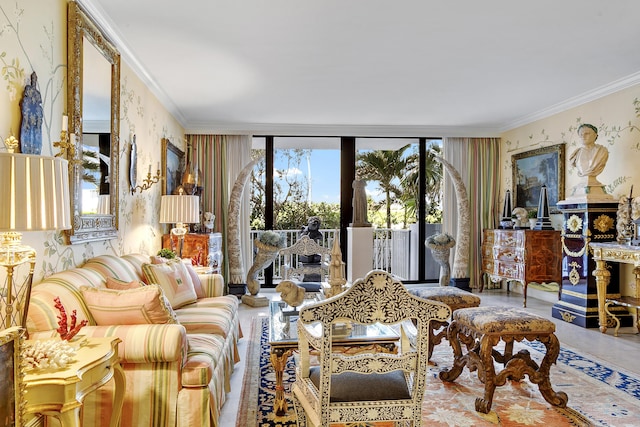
top-left (268, 299), bottom-right (400, 416)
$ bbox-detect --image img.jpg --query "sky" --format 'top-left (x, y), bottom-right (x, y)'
top-left (274, 148), bottom-right (340, 203)
top-left (266, 138), bottom-right (440, 204)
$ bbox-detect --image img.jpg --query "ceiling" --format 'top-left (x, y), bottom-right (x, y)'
top-left (80, 0), bottom-right (640, 137)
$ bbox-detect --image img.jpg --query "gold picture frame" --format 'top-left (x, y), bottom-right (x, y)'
top-left (0, 327), bottom-right (25, 427)
top-left (512, 144), bottom-right (565, 213)
top-left (161, 138), bottom-right (185, 195)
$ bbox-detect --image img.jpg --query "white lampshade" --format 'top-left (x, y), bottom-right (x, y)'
top-left (159, 195), bottom-right (200, 224)
top-left (0, 153), bottom-right (71, 232)
top-left (0, 152), bottom-right (71, 329)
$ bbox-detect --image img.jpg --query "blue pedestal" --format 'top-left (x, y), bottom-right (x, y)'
top-left (450, 277), bottom-right (471, 292)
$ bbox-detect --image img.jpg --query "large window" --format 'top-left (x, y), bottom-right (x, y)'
top-left (251, 136), bottom-right (443, 286)
top-left (251, 137), bottom-right (341, 231)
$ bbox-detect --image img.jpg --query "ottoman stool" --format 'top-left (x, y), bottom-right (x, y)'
top-left (439, 306), bottom-right (568, 414)
top-left (409, 287), bottom-right (481, 359)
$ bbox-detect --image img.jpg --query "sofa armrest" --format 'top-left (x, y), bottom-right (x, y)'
top-left (197, 272), bottom-right (225, 297)
top-left (79, 324), bottom-right (188, 364)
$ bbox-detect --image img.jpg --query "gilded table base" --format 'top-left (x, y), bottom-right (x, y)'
top-left (591, 243), bottom-right (640, 334)
top-left (270, 347), bottom-right (295, 416)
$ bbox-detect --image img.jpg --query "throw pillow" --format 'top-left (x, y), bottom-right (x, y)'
top-left (150, 255), bottom-right (169, 264)
top-left (80, 285), bottom-right (178, 325)
top-left (183, 260), bottom-right (205, 299)
top-left (105, 276), bottom-right (143, 291)
top-left (142, 260), bottom-right (198, 308)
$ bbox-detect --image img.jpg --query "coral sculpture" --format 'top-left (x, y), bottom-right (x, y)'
top-left (54, 297), bottom-right (87, 341)
top-left (21, 339), bottom-right (78, 370)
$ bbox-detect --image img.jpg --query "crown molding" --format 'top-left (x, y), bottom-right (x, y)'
top-left (501, 71), bottom-right (640, 132)
top-left (184, 122), bottom-right (502, 138)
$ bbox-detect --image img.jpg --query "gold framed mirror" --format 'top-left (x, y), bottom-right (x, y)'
top-left (66, 1), bottom-right (120, 244)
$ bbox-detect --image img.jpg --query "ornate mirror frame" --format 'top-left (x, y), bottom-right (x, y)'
top-left (66, 1), bottom-right (120, 244)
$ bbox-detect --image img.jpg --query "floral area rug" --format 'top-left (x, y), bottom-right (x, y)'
top-left (236, 317), bottom-right (640, 427)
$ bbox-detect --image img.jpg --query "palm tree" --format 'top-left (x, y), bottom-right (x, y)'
top-left (401, 143), bottom-right (442, 223)
top-left (357, 145), bottom-right (410, 229)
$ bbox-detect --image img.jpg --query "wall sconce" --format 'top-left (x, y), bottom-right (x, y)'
top-left (53, 115), bottom-right (77, 161)
top-left (131, 166), bottom-right (161, 194)
top-left (130, 134), bottom-right (161, 194)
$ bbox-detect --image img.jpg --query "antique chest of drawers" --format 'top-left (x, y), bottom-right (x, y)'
top-left (481, 229), bottom-right (562, 307)
top-left (162, 232), bottom-right (223, 273)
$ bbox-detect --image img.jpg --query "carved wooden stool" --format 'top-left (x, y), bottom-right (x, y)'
top-left (409, 286), bottom-right (481, 359)
top-left (439, 306), bottom-right (568, 413)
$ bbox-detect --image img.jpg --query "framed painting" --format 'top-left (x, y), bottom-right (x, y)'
top-left (162, 138), bottom-right (184, 195)
top-left (0, 327), bottom-right (24, 427)
top-left (512, 143), bottom-right (565, 214)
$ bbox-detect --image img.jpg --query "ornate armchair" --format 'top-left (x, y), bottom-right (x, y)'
top-left (292, 270), bottom-right (451, 426)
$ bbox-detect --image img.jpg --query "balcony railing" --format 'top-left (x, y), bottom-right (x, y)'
top-left (250, 224), bottom-right (442, 284)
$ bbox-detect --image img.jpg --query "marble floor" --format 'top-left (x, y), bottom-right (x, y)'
top-left (218, 285), bottom-right (640, 426)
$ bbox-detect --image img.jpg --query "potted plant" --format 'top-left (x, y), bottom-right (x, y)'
top-left (528, 209), bottom-right (538, 229)
top-left (157, 248), bottom-right (176, 259)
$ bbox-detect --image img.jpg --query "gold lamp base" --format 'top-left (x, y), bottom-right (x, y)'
top-left (0, 231), bottom-right (37, 329)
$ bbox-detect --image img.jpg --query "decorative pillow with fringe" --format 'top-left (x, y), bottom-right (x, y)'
top-left (80, 284), bottom-right (178, 325)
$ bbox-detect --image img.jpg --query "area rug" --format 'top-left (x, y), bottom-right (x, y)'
top-left (236, 317), bottom-right (640, 427)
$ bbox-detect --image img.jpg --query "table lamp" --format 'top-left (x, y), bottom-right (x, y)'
top-left (159, 193), bottom-right (200, 258)
top-left (0, 152), bottom-right (71, 329)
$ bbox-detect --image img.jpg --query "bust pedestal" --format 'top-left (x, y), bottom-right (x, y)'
top-left (551, 200), bottom-right (633, 328)
top-left (347, 227), bottom-right (373, 283)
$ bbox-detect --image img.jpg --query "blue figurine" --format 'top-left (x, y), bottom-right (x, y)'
top-left (19, 71), bottom-right (44, 155)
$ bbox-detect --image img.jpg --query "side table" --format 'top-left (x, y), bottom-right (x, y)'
top-left (23, 336), bottom-right (125, 427)
top-left (590, 242), bottom-right (640, 334)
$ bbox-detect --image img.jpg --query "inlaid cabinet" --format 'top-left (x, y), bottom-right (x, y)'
top-left (481, 229), bottom-right (562, 307)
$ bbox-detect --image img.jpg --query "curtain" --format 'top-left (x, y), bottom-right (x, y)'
top-left (225, 135), bottom-right (253, 287)
top-left (443, 137), bottom-right (501, 289)
top-left (187, 134), bottom-right (253, 287)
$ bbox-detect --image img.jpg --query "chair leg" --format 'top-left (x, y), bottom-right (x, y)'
top-left (292, 394), bottom-right (308, 427)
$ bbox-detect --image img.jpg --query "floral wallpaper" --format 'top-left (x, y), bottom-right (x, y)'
top-left (500, 85), bottom-right (640, 293)
top-left (501, 88), bottom-right (640, 205)
top-left (1, 0), bottom-right (184, 284)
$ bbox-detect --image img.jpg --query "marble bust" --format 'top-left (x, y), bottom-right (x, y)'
top-left (566, 123), bottom-right (612, 201)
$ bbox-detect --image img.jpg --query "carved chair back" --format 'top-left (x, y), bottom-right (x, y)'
top-left (279, 235), bottom-right (331, 281)
top-left (292, 270), bottom-right (451, 426)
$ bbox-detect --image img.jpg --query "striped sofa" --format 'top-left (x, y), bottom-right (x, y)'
top-left (26, 254), bottom-right (242, 427)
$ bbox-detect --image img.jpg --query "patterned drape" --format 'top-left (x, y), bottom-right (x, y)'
top-left (443, 137), bottom-right (501, 289)
top-left (186, 134), bottom-right (253, 285)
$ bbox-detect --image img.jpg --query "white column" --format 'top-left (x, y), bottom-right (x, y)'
top-left (347, 227), bottom-right (374, 284)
